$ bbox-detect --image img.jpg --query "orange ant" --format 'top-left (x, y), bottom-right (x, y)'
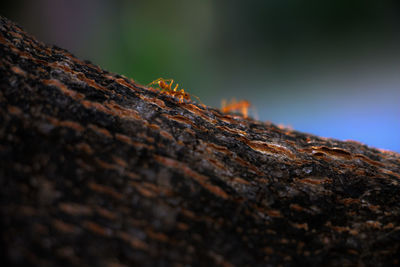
top-left (221, 98), bottom-right (251, 118)
top-left (147, 78), bottom-right (190, 103)
top-left (147, 78), bottom-right (203, 105)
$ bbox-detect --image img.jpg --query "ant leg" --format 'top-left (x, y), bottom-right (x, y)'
top-left (242, 106), bottom-right (248, 118)
top-left (147, 77), bottom-right (164, 86)
top-left (192, 94), bottom-right (204, 105)
top-left (167, 80), bottom-right (175, 91)
top-left (160, 78), bottom-right (174, 86)
top-left (148, 78), bottom-right (173, 87)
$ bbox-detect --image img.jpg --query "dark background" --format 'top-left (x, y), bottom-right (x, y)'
top-left (2, 0), bottom-right (399, 152)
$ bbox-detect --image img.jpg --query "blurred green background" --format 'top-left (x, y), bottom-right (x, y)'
top-left (1, 0), bottom-right (400, 152)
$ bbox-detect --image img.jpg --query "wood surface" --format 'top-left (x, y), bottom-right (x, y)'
top-left (1, 15), bottom-right (400, 266)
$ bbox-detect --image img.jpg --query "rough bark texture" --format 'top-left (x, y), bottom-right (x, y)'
top-left (1, 15), bottom-right (400, 267)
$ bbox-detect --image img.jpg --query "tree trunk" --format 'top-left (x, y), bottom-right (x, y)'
top-left (1, 15), bottom-right (399, 266)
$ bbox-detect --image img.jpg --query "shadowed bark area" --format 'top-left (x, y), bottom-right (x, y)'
top-left (1, 15), bottom-right (400, 266)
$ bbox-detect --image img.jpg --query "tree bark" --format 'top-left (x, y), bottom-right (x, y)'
top-left (1, 15), bottom-right (400, 266)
